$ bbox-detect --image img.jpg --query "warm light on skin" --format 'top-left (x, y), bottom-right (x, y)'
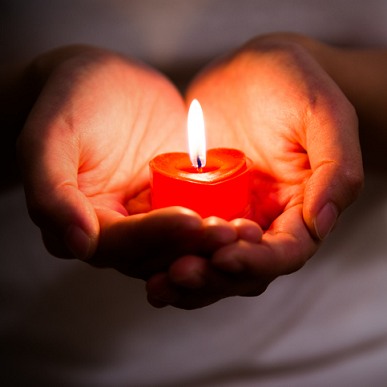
top-left (187, 99), bottom-right (206, 168)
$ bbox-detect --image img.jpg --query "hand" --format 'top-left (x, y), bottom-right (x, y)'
top-left (17, 46), bottom-right (248, 280)
top-left (146, 34), bottom-right (364, 309)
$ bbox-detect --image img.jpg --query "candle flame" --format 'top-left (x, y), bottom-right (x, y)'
top-left (187, 99), bottom-right (206, 168)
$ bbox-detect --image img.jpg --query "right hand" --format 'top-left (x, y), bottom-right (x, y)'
top-left (146, 33), bottom-right (364, 309)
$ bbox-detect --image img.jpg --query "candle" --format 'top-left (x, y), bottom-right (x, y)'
top-left (149, 100), bottom-right (252, 220)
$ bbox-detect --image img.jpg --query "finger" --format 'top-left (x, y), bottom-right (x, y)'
top-left (147, 295), bottom-right (169, 309)
top-left (17, 110), bottom-right (99, 260)
top-left (146, 273), bottom-right (176, 308)
top-left (303, 84), bottom-right (364, 240)
top-left (200, 216), bottom-right (238, 254)
top-left (90, 207), bottom-right (204, 279)
top-left (212, 204), bottom-right (319, 276)
top-left (229, 218), bottom-right (263, 242)
top-left (169, 255), bottom-right (270, 295)
top-left (147, 256), bottom-right (271, 310)
top-left (146, 271), bottom-right (222, 310)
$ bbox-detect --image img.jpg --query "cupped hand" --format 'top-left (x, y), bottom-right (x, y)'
top-left (146, 34), bottom-right (364, 309)
top-left (17, 46), bottom-right (245, 280)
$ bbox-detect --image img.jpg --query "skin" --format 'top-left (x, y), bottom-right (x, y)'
top-left (12, 33), bottom-right (368, 310)
top-left (16, 46), bottom-right (258, 284)
top-left (147, 34), bottom-right (364, 309)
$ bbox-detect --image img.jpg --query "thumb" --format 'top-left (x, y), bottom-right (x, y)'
top-left (303, 94), bottom-right (364, 240)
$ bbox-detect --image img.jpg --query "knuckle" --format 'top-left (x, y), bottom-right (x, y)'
top-left (25, 192), bottom-right (55, 230)
top-left (344, 167), bottom-right (364, 202)
top-left (26, 200), bottom-right (45, 228)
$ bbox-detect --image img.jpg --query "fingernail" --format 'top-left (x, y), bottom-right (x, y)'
top-left (65, 225), bottom-right (91, 260)
top-left (314, 203), bottom-right (338, 241)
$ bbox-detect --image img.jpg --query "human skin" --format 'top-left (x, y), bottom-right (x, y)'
top-left (12, 33), bottom-right (368, 309)
top-left (15, 46), bottom-right (262, 283)
top-left (146, 33), bottom-right (364, 309)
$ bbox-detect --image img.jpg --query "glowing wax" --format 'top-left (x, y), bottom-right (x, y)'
top-left (149, 148), bottom-right (251, 220)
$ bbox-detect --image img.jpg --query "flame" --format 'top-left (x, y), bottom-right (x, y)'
top-left (187, 99), bottom-right (206, 169)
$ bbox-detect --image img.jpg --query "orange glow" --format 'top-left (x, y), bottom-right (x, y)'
top-left (149, 148), bottom-right (252, 220)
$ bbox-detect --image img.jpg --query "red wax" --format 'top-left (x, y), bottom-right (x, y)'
top-left (149, 148), bottom-right (252, 220)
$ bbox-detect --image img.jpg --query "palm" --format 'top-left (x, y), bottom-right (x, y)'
top-left (21, 43), bottom-right (361, 309)
top-left (70, 58), bottom-right (187, 215)
top-left (147, 41), bottom-right (357, 309)
top-left (20, 52), bottom-right (210, 277)
top-left (186, 49), bottom-right (314, 233)
top-left (67, 57), bottom-right (209, 277)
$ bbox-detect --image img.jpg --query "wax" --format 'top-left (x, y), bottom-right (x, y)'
top-left (149, 148), bottom-right (252, 220)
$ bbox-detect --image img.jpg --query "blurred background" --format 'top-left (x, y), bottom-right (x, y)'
top-left (2, 0), bottom-right (387, 81)
top-left (2, 1), bottom-right (387, 386)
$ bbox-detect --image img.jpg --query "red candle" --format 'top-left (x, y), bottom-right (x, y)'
top-left (149, 100), bottom-right (252, 220)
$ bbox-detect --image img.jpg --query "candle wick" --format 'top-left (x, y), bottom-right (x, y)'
top-left (197, 156), bottom-right (203, 173)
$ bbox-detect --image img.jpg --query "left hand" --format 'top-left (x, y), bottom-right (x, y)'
top-left (17, 46), bottom-right (244, 281)
top-left (146, 34), bottom-right (364, 309)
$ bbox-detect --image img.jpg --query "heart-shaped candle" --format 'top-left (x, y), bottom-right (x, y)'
top-left (149, 100), bottom-right (252, 220)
